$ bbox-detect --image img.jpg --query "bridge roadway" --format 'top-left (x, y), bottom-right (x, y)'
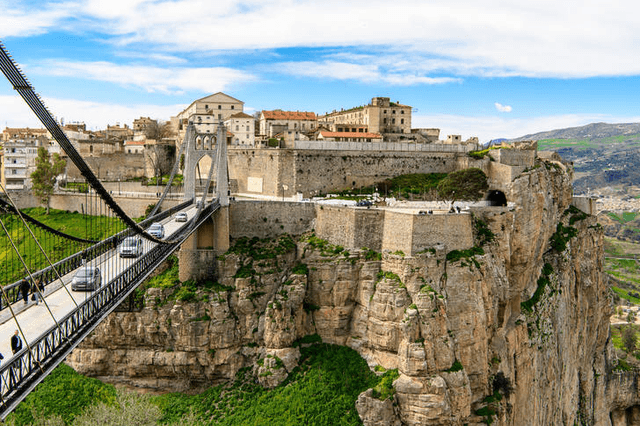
top-left (0, 206), bottom-right (199, 368)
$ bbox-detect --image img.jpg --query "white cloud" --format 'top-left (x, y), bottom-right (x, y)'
top-left (62, 0), bottom-right (640, 78)
top-left (33, 60), bottom-right (256, 94)
top-left (412, 113), bottom-right (640, 144)
top-left (494, 103), bottom-right (512, 113)
top-left (0, 2), bottom-right (75, 38)
top-left (277, 60), bottom-right (461, 85)
top-left (0, 94), bottom-right (184, 130)
top-left (5, 1), bottom-right (640, 78)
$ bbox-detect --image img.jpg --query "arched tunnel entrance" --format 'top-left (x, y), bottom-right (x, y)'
top-left (486, 190), bottom-right (507, 206)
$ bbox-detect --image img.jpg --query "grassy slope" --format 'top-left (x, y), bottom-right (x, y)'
top-left (8, 344), bottom-right (394, 426)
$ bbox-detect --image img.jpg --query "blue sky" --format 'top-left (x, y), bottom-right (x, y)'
top-left (1, 0), bottom-right (640, 142)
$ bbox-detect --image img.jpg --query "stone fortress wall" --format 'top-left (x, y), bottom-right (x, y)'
top-left (228, 200), bottom-right (475, 254)
top-left (228, 148), bottom-right (476, 199)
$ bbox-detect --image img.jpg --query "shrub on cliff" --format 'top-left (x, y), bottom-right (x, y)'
top-left (436, 168), bottom-right (488, 201)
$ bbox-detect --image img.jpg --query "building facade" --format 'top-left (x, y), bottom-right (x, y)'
top-left (225, 112), bottom-right (255, 146)
top-left (259, 110), bottom-right (317, 138)
top-left (1, 127), bottom-right (56, 191)
top-left (173, 93), bottom-right (245, 139)
top-left (318, 97), bottom-right (412, 135)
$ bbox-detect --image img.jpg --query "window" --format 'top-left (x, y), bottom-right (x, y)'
top-left (383, 118), bottom-right (387, 124)
top-left (383, 110), bottom-right (387, 114)
top-left (12, 170), bottom-right (16, 175)
top-left (205, 104), bottom-right (209, 110)
top-left (218, 114), bottom-right (222, 119)
top-left (231, 105), bottom-right (234, 110)
top-left (401, 110), bottom-right (404, 114)
top-left (218, 105), bottom-right (222, 109)
top-left (392, 110), bottom-right (396, 114)
top-left (236, 125), bottom-right (239, 131)
top-left (392, 119), bottom-right (396, 124)
top-left (401, 119), bottom-right (404, 124)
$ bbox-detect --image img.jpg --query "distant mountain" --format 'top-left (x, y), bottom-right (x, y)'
top-left (511, 122), bottom-right (640, 142)
top-left (509, 122), bottom-right (640, 196)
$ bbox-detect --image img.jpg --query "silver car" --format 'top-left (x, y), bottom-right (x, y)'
top-left (175, 212), bottom-right (188, 222)
top-left (71, 266), bottom-right (102, 291)
top-left (148, 222), bottom-right (165, 238)
top-left (119, 237), bottom-right (143, 258)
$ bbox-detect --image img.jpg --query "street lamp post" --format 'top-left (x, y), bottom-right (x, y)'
top-left (118, 178), bottom-right (121, 195)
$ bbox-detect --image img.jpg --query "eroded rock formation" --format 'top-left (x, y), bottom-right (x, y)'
top-left (68, 163), bottom-right (627, 425)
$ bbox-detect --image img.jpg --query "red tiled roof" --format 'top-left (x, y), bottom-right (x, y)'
top-left (262, 110), bottom-right (316, 120)
top-left (319, 131), bottom-right (382, 139)
top-left (125, 140), bottom-right (145, 145)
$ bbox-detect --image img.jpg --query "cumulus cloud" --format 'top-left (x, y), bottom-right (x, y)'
top-left (0, 93), bottom-right (186, 130)
top-left (494, 102), bottom-right (512, 113)
top-left (33, 60), bottom-right (256, 94)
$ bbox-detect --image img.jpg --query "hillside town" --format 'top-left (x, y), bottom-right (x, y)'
top-left (1, 93), bottom-right (479, 192)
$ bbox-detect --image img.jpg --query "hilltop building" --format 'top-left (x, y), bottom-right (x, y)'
top-left (172, 93), bottom-right (245, 141)
top-left (318, 97), bottom-right (412, 135)
top-left (1, 127), bottom-right (55, 191)
top-left (258, 110), bottom-right (317, 139)
top-left (225, 112), bottom-right (255, 146)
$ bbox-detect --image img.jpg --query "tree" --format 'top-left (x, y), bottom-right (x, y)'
top-left (144, 120), bottom-right (177, 181)
top-left (628, 310), bottom-right (637, 324)
top-left (31, 147), bottom-right (66, 214)
top-left (623, 325), bottom-right (637, 353)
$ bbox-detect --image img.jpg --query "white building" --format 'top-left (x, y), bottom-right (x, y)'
top-left (259, 110), bottom-right (317, 138)
top-left (225, 112), bottom-right (255, 146)
top-left (172, 92), bottom-right (245, 138)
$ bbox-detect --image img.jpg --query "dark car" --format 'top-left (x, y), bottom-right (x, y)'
top-left (119, 237), bottom-right (143, 258)
top-left (71, 266), bottom-right (102, 291)
top-left (148, 222), bottom-right (165, 239)
top-left (357, 200), bottom-right (373, 207)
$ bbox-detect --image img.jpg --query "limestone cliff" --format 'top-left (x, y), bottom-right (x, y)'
top-left (68, 162), bottom-right (621, 425)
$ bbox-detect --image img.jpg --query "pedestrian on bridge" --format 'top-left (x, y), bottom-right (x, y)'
top-left (19, 279), bottom-right (30, 305)
top-left (31, 279), bottom-right (42, 305)
top-left (11, 330), bottom-right (22, 354)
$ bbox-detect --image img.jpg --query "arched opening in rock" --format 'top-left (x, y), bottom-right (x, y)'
top-left (487, 190), bottom-right (507, 206)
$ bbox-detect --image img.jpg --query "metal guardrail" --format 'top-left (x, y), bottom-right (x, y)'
top-left (0, 199), bottom-right (194, 314)
top-left (0, 200), bottom-right (219, 418)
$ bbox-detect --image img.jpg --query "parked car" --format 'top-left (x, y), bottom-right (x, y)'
top-left (119, 237), bottom-right (143, 258)
top-left (71, 266), bottom-right (102, 291)
top-left (357, 200), bottom-right (373, 207)
top-left (148, 222), bottom-right (165, 239)
top-left (175, 212), bottom-right (188, 222)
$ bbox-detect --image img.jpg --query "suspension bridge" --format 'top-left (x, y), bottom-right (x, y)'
top-left (0, 41), bottom-right (231, 418)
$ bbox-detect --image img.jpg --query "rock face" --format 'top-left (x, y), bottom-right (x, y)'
top-left (68, 162), bottom-right (624, 424)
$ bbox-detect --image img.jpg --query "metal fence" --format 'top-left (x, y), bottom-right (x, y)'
top-left (0, 200), bottom-right (218, 418)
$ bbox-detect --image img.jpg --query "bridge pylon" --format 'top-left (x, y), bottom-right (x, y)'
top-left (183, 122), bottom-right (229, 205)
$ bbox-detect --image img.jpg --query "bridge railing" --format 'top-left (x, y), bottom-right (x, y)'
top-left (0, 199), bottom-right (194, 312)
top-left (0, 236), bottom-right (179, 415)
top-left (0, 199), bottom-right (218, 417)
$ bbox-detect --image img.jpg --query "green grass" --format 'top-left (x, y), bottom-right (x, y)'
top-left (612, 287), bottom-right (640, 304)
top-left (155, 344), bottom-right (382, 425)
top-left (11, 344), bottom-right (392, 425)
top-left (7, 364), bottom-right (117, 425)
top-left (0, 207), bottom-right (127, 285)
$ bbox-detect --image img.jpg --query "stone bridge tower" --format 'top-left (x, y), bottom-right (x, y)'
top-left (183, 122), bottom-right (228, 206)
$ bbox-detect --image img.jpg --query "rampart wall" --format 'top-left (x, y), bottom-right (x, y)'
top-left (229, 201), bottom-right (316, 240)
top-left (227, 200), bottom-right (475, 254)
top-left (228, 149), bottom-right (480, 198)
top-left (48, 193), bottom-right (180, 218)
top-left (66, 152), bottom-right (147, 181)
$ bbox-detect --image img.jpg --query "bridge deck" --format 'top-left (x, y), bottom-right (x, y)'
top-left (0, 205), bottom-right (198, 373)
